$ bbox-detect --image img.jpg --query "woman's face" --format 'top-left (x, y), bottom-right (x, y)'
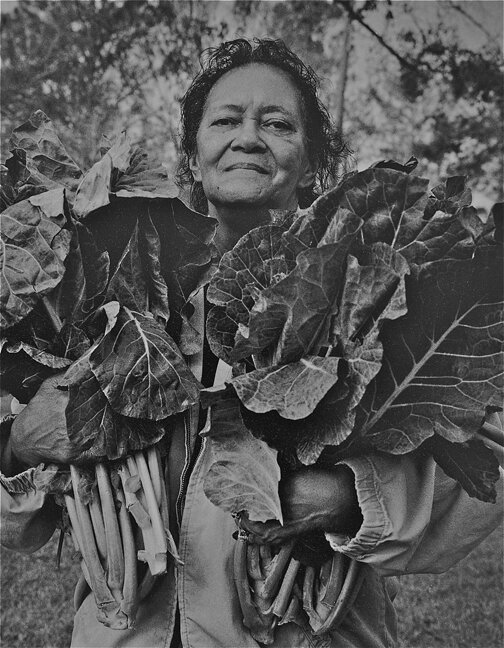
top-left (190, 63), bottom-right (316, 213)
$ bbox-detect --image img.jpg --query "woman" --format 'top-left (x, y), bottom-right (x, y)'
top-left (3, 39), bottom-right (502, 648)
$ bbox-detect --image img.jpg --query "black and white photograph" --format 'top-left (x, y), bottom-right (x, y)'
top-left (1, 1), bottom-right (503, 647)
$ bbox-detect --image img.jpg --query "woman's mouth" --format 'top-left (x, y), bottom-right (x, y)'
top-left (225, 163), bottom-right (268, 174)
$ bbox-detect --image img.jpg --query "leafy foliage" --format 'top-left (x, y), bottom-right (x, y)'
top-left (422, 436), bottom-right (500, 503)
top-left (2, 1), bottom-right (501, 200)
top-left (89, 306), bottom-right (200, 420)
top-left (205, 165), bottom-right (503, 502)
top-left (0, 188), bottom-right (72, 328)
top-left (356, 247), bottom-right (502, 453)
top-left (201, 392), bottom-right (283, 524)
top-left (8, 110), bottom-right (83, 198)
top-left (0, 113), bottom-right (215, 462)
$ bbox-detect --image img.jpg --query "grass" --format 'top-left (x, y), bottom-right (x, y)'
top-left (1, 524), bottom-right (502, 648)
top-left (396, 523), bottom-right (503, 648)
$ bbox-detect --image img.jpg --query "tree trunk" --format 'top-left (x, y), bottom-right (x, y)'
top-left (334, 4), bottom-right (353, 134)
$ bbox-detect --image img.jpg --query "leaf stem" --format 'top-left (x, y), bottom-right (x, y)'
top-left (480, 421), bottom-right (504, 447)
top-left (271, 557), bottom-right (301, 618)
top-left (130, 453), bottom-right (167, 575)
top-left (314, 559), bottom-right (365, 636)
top-left (95, 463), bottom-right (124, 600)
top-left (317, 554), bottom-right (347, 610)
top-left (73, 570), bottom-right (90, 612)
top-left (137, 569), bottom-right (157, 602)
top-left (70, 465), bottom-right (126, 629)
top-left (302, 566), bottom-right (323, 632)
top-left (258, 540), bottom-right (295, 600)
top-left (118, 463), bottom-right (151, 529)
top-left (246, 542), bottom-right (263, 581)
top-left (64, 494), bottom-right (84, 554)
top-left (278, 594), bottom-right (301, 626)
top-left (41, 295), bottom-right (63, 333)
top-left (147, 446), bottom-right (162, 506)
top-left (88, 486), bottom-right (107, 561)
top-left (116, 482), bottom-right (138, 628)
top-left (233, 539), bottom-right (276, 645)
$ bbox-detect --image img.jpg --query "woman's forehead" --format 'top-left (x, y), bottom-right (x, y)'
top-left (203, 63), bottom-right (303, 117)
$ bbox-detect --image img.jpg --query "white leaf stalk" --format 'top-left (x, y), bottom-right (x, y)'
top-left (65, 447), bottom-right (179, 630)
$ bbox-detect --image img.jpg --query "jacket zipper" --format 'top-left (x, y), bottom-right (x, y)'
top-left (175, 406), bottom-right (199, 526)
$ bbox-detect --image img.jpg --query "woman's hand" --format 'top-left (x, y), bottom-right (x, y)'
top-left (239, 466), bottom-right (362, 546)
top-left (10, 373), bottom-right (77, 467)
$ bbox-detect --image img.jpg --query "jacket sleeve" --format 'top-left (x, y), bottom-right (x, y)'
top-left (1, 438), bottom-right (58, 553)
top-left (325, 450), bottom-right (503, 577)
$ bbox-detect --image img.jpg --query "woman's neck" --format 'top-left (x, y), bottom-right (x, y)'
top-left (209, 203), bottom-right (272, 254)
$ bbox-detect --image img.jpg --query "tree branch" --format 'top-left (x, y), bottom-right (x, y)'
top-left (339, 2), bottom-right (434, 73)
top-left (446, 1), bottom-right (496, 42)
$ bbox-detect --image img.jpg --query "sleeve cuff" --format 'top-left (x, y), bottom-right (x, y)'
top-left (324, 452), bottom-right (437, 575)
top-left (325, 455), bottom-right (392, 558)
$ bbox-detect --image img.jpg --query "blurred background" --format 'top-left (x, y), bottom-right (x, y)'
top-left (1, 1), bottom-right (503, 647)
top-left (1, 0), bottom-right (503, 204)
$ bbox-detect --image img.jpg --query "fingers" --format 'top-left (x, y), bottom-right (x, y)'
top-left (239, 515), bottom-right (302, 546)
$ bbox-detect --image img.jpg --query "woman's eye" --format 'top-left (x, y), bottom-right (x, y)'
top-left (212, 117), bottom-right (237, 126)
top-left (264, 120), bottom-right (293, 132)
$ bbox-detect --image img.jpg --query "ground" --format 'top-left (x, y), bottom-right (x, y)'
top-left (1, 523), bottom-right (502, 648)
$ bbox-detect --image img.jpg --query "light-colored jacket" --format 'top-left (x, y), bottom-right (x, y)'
top-left (2, 293), bottom-right (503, 647)
top-left (3, 428), bottom-right (502, 648)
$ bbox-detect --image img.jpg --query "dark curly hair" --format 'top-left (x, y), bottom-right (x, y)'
top-left (177, 38), bottom-right (348, 213)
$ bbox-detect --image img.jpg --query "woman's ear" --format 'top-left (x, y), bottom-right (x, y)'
top-left (189, 154), bottom-right (202, 182)
top-left (297, 156), bottom-right (318, 190)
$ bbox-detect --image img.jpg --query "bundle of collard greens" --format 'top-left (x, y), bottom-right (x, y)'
top-left (202, 160), bottom-right (503, 526)
top-left (0, 110), bottom-right (217, 466)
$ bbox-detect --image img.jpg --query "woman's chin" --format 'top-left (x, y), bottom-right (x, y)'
top-left (215, 190), bottom-right (272, 209)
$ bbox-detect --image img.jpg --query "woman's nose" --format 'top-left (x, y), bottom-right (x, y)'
top-left (230, 119), bottom-right (266, 152)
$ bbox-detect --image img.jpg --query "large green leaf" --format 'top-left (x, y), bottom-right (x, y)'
top-left (206, 305), bottom-right (241, 362)
top-left (206, 210), bottom-right (363, 365)
top-left (112, 146), bottom-right (179, 199)
top-left (105, 220), bottom-right (149, 313)
top-left (264, 243), bottom-right (411, 463)
top-left (0, 345), bottom-right (54, 403)
top-left (140, 214), bottom-right (170, 325)
top-left (284, 168), bottom-right (429, 254)
top-left (230, 232), bottom-right (360, 365)
top-left (64, 355), bottom-right (164, 462)
top-left (357, 245), bottom-right (503, 453)
top-left (1, 148), bottom-right (61, 210)
top-left (0, 188), bottom-right (72, 329)
top-left (84, 196), bottom-right (217, 350)
top-left (73, 133), bottom-right (178, 219)
top-left (285, 169), bottom-right (479, 266)
top-left (202, 393), bottom-right (283, 523)
top-left (4, 341), bottom-right (72, 369)
top-left (9, 111), bottom-right (82, 198)
top-left (53, 322), bottom-right (92, 361)
top-left (207, 224), bottom-right (294, 310)
top-left (53, 220), bottom-right (110, 325)
top-left (105, 216), bottom-right (170, 325)
top-left (331, 243), bottom-right (410, 346)
top-left (72, 133), bottom-right (130, 218)
top-left (207, 169), bottom-right (482, 370)
top-left (234, 243), bottom-right (412, 464)
top-left (89, 307), bottom-right (200, 420)
top-left (206, 224), bottom-right (291, 360)
top-left (422, 435), bottom-right (500, 502)
top-left (232, 356), bottom-right (341, 420)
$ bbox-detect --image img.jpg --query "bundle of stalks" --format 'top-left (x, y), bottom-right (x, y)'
top-left (234, 533), bottom-right (364, 643)
top-left (65, 446), bottom-right (180, 630)
top-left (233, 412), bottom-right (504, 643)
